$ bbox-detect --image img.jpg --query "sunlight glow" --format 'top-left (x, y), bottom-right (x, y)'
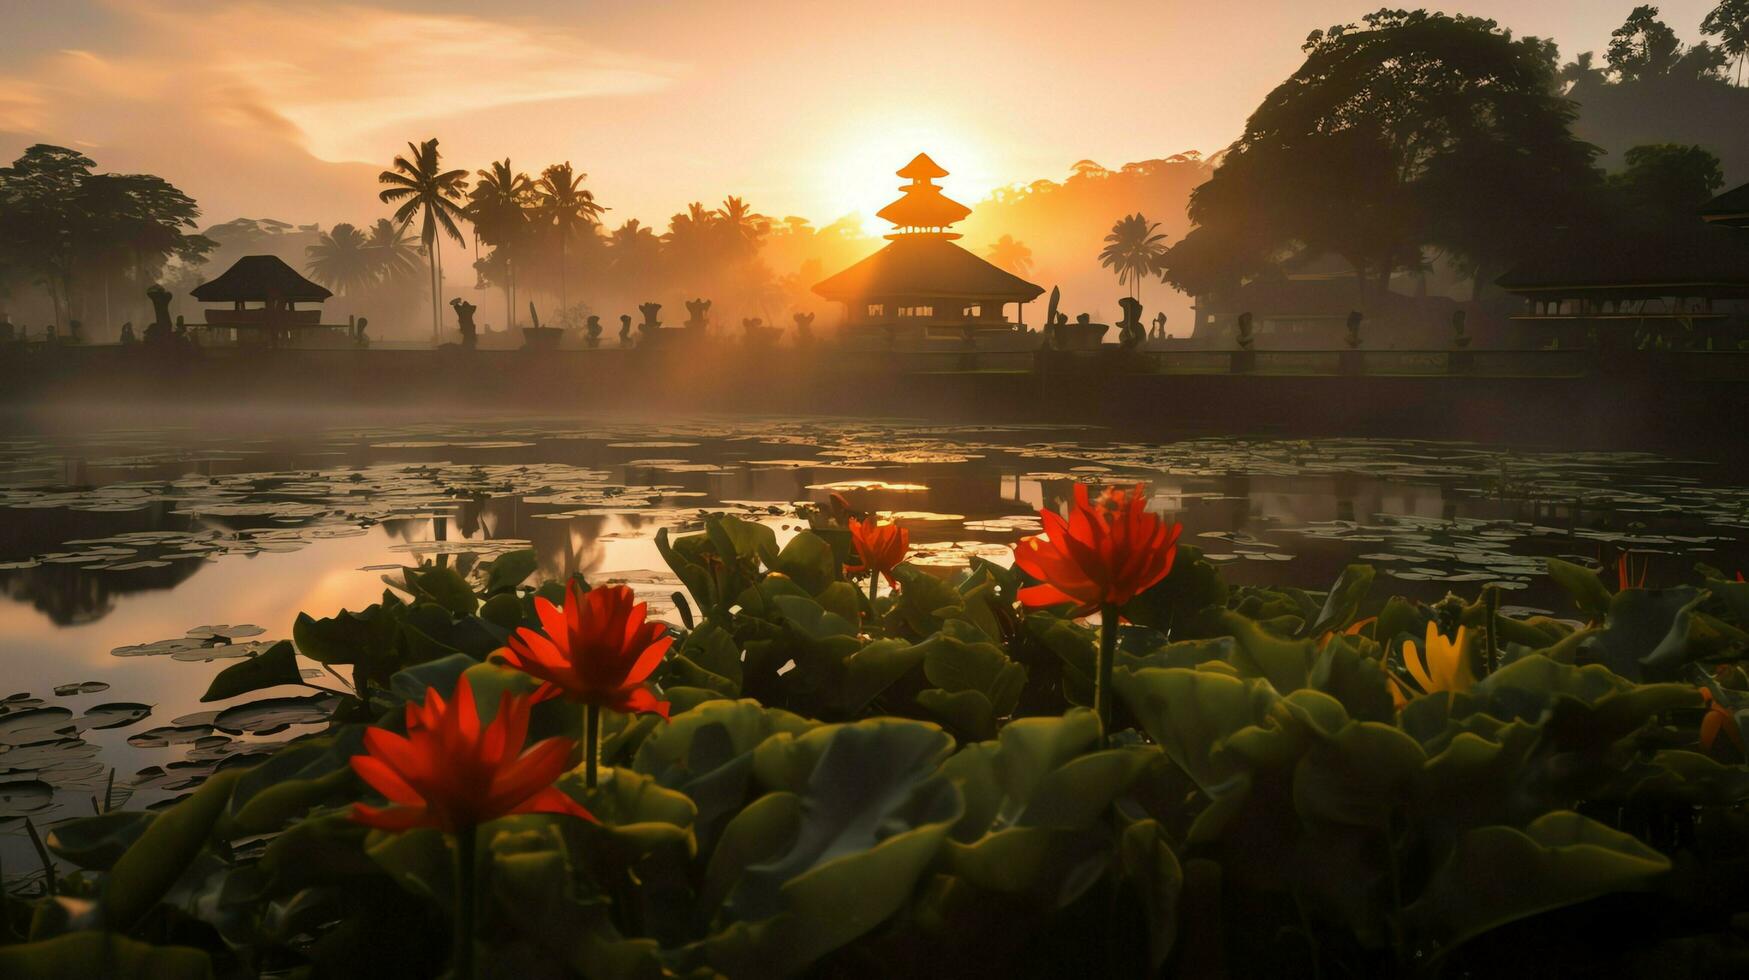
top-left (817, 111), bottom-right (1000, 236)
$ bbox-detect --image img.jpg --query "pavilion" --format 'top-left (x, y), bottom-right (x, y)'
top-left (813, 154), bottom-right (1043, 348)
top-left (1496, 223), bottom-right (1749, 349)
top-left (1701, 183), bottom-right (1749, 230)
top-left (190, 255), bottom-right (342, 347)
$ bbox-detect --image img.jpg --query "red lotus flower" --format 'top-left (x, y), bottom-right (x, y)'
top-left (847, 517), bottom-right (910, 586)
top-left (1012, 484), bottom-right (1182, 616)
top-left (1616, 552), bottom-right (1648, 591)
top-left (1700, 687), bottom-right (1744, 758)
top-left (498, 582), bottom-right (672, 718)
top-left (350, 676), bottom-right (592, 832)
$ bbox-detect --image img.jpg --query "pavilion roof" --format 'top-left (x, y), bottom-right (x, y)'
top-left (875, 183), bottom-right (973, 231)
top-left (896, 153), bottom-right (949, 180)
top-left (191, 255), bottom-right (332, 303)
top-left (812, 237), bottom-right (1044, 303)
top-left (1701, 182), bottom-right (1749, 226)
top-left (1496, 223), bottom-right (1749, 296)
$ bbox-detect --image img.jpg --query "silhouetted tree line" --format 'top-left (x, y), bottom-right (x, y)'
top-left (0, 145), bottom-right (214, 339)
top-left (1158, 7), bottom-right (1740, 306)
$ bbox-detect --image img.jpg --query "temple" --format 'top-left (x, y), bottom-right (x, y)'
top-left (191, 255), bottom-right (340, 347)
top-left (813, 154), bottom-right (1043, 348)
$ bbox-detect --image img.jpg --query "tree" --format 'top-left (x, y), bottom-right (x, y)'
top-left (467, 160), bottom-right (535, 332)
top-left (378, 139), bottom-right (469, 341)
top-left (1608, 6), bottom-right (1685, 80)
top-left (305, 223), bottom-right (376, 296)
top-left (1610, 143), bottom-right (1726, 218)
top-left (1161, 10), bottom-right (1592, 300)
top-left (532, 162), bottom-right (605, 313)
top-left (0, 145), bottom-right (211, 330)
top-left (985, 234), bottom-right (1034, 276)
top-left (1703, 0), bottom-right (1749, 85)
top-left (714, 196), bottom-right (769, 259)
top-left (1098, 214), bottom-right (1168, 301)
top-left (606, 219), bottom-right (662, 293)
top-left (366, 218), bottom-right (424, 283)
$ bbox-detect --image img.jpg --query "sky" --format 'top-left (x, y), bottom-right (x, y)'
top-left (0, 0), bottom-right (1726, 231)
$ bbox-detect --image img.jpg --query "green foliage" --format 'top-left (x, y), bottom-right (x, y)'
top-left (16, 543), bottom-right (1749, 979)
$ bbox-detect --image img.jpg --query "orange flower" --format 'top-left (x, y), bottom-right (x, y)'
top-left (350, 676), bottom-right (592, 832)
top-left (847, 517), bottom-right (910, 586)
top-left (1616, 552), bottom-right (1648, 591)
top-left (1012, 484), bottom-right (1182, 616)
top-left (499, 583), bottom-right (672, 718)
top-left (1700, 688), bottom-right (1744, 757)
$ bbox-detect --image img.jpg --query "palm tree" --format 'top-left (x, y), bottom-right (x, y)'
top-left (378, 139), bottom-right (468, 341)
top-left (467, 159), bottom-right (535, 333)
top-left (533, 162), bottom-right (606, 313)
top-left (304, 223), bottom-right (376, 296)
top-left (607, 219), bottom-right (662, 286)
top-left (985, 234), bottom-right (1034, 277)
top-left (714, 195), bottom-right (768, 257)
top-left (1098, 213), bottom-right (1169, 302)
top-left (365, 218), bottom-right (423, 283)
top-left (1703, 0), bottom-right (1749, 86)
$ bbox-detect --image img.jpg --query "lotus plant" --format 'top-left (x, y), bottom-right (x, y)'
top-left (350, 676), bottom-right (592, 979)
top-left (1013, 484), bottom-right (1181, 737)
top-left (847, 516), bottom-right (910, 616)
top-left (498, 582), bottom-right (672, 788)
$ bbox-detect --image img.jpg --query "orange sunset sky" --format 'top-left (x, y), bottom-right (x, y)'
top-left (0, 0), bottom-right (1724, 230)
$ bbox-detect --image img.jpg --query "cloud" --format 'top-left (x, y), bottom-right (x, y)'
top-left (0, 1), bottom-right (676, 223)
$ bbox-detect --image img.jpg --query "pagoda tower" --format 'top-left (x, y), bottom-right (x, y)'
top-left (813, 153), bottom-right (1043, 347)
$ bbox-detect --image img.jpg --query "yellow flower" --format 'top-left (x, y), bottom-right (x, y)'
top-left (1392, 622), bottom-right (1474, 707)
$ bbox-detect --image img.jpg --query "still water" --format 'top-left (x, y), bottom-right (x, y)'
top-left (2, 413), bottom-right (1747, 868)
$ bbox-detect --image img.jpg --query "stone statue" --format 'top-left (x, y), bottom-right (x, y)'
top-left (145, 284), bottom-right (173, 345)
top-left (585, 314), bottom-right (602, 348)
top-left (1151, 312), bottom-right (1168, 339)
top-left (354, 316), bottom-right (370, 348)
top-left (451, 298), bottom-right (478, 349)
top-left (44, 324), bottom-right (57, 344)
top-left (119, 321), bottom-right (136, 345)
top-left (68, 319), bottom-right (83, 344)
top-left (0, 314), bottom-right (13, 343)
top-left (618, 314), bottom-right (633, 347)
top-left (1236, 312), bottom-right (1254, 350)
top-left (1451, 309), bottom-right (1470, 348)
top-left (1345, 310), bottom-right (1363, 349)
top-left (1117, 297), bottom-right (1145, 350)
top-left (684, 298), bottom-right (711, 333)
top-left (742, 317), bottom-right (761, 338)
top-left (638, 302), bottom-right (662, 345)
top-left (792, 311), bottom-right (815, 347)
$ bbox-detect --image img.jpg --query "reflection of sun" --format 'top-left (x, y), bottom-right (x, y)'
top-left (817, 112), bottom-right (997, 236)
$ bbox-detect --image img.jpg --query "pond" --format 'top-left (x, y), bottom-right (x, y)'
top-left (2, 412), bottom-right (1748, 873)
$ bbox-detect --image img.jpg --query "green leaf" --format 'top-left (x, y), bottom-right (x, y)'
top-left (709, 720), bottom-right (962, 976)
top-left (45, 811), bottom-right (156, 871)
top-left (200, 640), bottom-right (303, 702)
top-left (1123, 545), bottom-right (1229, 635)
top-left (479, 592), bottom-right (524, 629)
top-left (293, 604), bottom-right (401, 673)
top-left (892, 564), bottom-right (965, 636)
top-left (103, 769), bottom-right (241, 930)
top-left (0, 933), bottom-right (212, 980)
top-left (1545, 558), bottom-right (1613, 620)
top-left (484, 548), bottom-right (539, 595)
top-left (1403, 810), bottom-right (1671, 954)
top-left (1301, 564), bottom-right (1375, 639)
top-left (402, 565), bottom-right (478, 617)
top-left (767, 531), bottom-right (840, 594)
top-left (1222, 610), bottom-right (1317, 693)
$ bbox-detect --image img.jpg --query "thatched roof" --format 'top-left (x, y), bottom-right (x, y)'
top-left (1701, 183), bottom-right (1749, 227)
top-left (191, 255), bottom-right (332, 303)
top-left (1496, 224), bottom-right (1749, 298)
top-left (812, 237), bottom-right (1044, 303)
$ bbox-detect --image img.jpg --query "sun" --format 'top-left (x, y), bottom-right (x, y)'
top-left (815, 112), bottom-right (999, 236)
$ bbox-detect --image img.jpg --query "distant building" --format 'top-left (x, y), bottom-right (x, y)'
top-left (190, 255), bottom-right (337, 347)
top-left (1189, 253), bottom-right (1464, 349)
top-left (1701, 182), bottom-right (1749, 230)
top-left (813, 154), bottom-right (1043, 348)
top-left (1496, 219), bottom-right (1749, 350)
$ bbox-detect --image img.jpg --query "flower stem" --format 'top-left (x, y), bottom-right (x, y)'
top-left (1096, 604), bottom-right (1119, 744)
top-left (584, 703), bottom-right (601, 789)
top-left (452, 824), bottom-right (477, 980)
top-left (867, 573), bottom-right (879, 624)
